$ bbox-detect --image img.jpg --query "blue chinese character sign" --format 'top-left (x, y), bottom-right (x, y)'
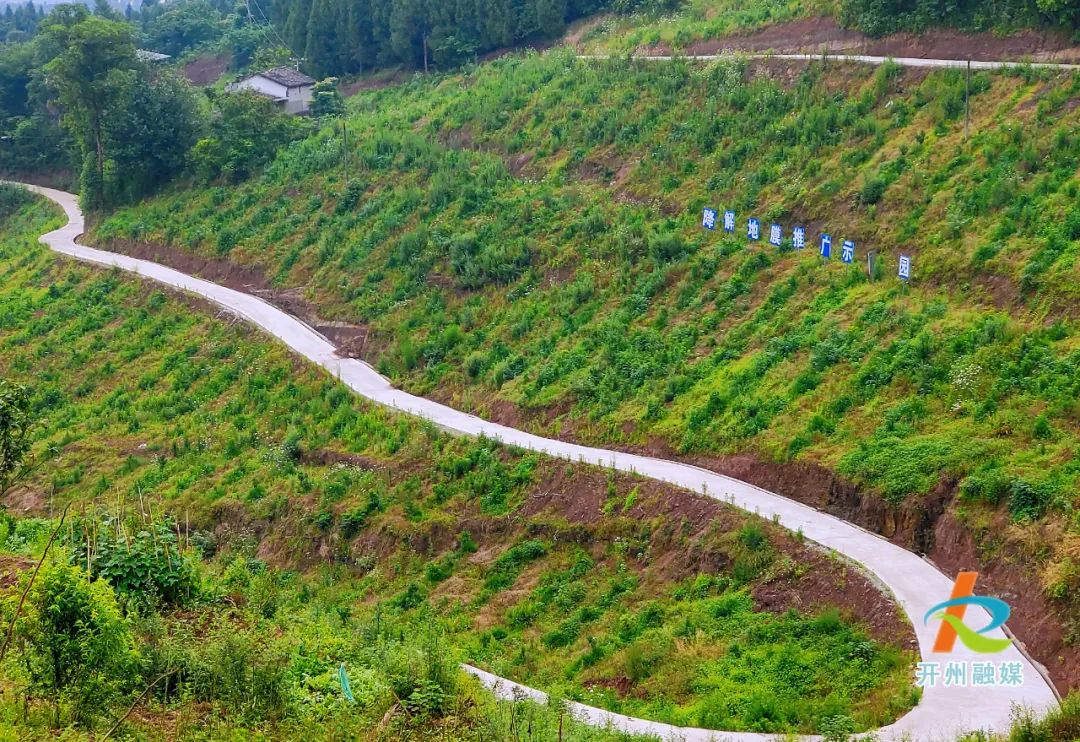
top-left (899, 254), bottom-right (911, 280)
top-left (792, 226), bottom-right (806, 250)
top-left (723, 210), bottom-right (736, 233)
top-left (820, 233), bottom-right (832, 259)
top-left (769, 223), bottom-right (782, 247)
top-left (841, 240), bottom-right (855, 264)
top-left (702, 208), bottom-right (717, 230)
top-left (747, 218), bottom-right (760, 241)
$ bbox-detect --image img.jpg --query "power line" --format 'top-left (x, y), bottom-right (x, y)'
top-left (247, 0), bottom-right (300, 62)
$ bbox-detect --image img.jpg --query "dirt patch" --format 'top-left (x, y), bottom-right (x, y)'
top-left (585, 675), bottom-right (634, 697)
top-left (517, 459), bottom-right (913, 647)
top-left (299, 449), bottom-right (384, 470)
top-left (3, 485), bottom-right (47, 514)
top-left (0, 554), bottom-right (34, 589)
top-left (671, 16), bottom-right (1080, 64)
top-left (181, 53), bottom-right (231, 86)
top-left (928, 510), bottom-right (1079, 694)
top-left (340, 70), bottom-right (412, 98)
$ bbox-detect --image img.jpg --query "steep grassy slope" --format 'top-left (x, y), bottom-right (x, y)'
top-left (0, 190), bottom-right (915, 736)
top-left (95, 51), bottom-right (1080, 688)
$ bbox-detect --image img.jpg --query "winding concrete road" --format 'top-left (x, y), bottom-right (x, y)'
top-left (578, 52), bottom-right (1080, 70)
top-left (20, 184), bottom-right (1059, 741)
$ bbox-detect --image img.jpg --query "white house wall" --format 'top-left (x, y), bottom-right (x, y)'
top-left (233, 76), bottom-right (289, 100)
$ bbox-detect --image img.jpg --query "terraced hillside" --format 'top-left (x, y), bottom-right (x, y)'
top-left (0, 187), bottom-right (920, 737)
top-left (94, 48), bottom-right (1080, 693)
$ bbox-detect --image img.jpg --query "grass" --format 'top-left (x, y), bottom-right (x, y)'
top-left (0, 191), bottom-right (916, 736)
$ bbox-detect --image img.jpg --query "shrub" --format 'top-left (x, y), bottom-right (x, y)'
top-left (858, 177), bottom-right (888, 205)
top-left (8, 562), bottom-right (135, 727)
top-left (70, 515), bottom-right (199, 610)
top-left (648, 231), bottom-right (687, 262)
top-left (1008, 479), bottom-right (1053, 522)
top-left (959, 469), bottom-right (1012, 505)
top-left (484, 540), bottom-right (547, 591)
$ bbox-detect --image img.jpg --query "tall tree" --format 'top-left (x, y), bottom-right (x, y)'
top-left (343, 0), bottom-right (374, 73)
top-left (41, 14), bottom-right (137, 210)
top-left (303, 0), bottom-right (341, 77)
top-left (101, 68), bottom-right (204, 204)
top-left (389, 0), bottom-right (429, 70)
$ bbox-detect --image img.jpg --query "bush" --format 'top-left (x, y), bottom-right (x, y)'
top-left (70, 515), bottom-right (199, 610)
top-left (7, 562), bottom-right (135, 727)
top-left (959, 469), bottom-right (1011, 505)
top-left (1008, 479), bottom-right (1053, 522)
top-left (858, 176), bottom-right (888, 205)
top-left (648, 231), bottom-right (687, 262)
top-left (484, 540), bottom-right (547, 591)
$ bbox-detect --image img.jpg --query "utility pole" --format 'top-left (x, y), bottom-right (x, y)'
top-left (964, 59), bottom-right (971, 140)
top-left (342, 118), bottom-right (348, 183)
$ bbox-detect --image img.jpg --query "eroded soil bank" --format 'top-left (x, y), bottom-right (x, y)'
top-left (641, 16), bottom-right (1080, 63)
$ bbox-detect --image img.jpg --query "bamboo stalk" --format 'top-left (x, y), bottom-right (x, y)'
top-left (0, 503), bottom-right (72, 663)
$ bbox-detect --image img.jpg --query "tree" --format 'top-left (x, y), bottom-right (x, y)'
top-left (309, 77), bottom-right (343, 118)
top-left (0, 380), bottom-right (32, 501)
top-left (100, 68), bottom-right (205, 204)
top-left (8, 562), bottom-right (133, 727)
top-left (534, 0), bottom-right (567, 37)
top-left (304, 0), bottom-right (342, 77)
top-left (40, 14), bottom-right (137, 210)
top-left (145, 0), bottom-right (224, 57)
top-left (190, 90), bottom-right (307, 183)
top-left (389, 0), bottom-right (430, 70)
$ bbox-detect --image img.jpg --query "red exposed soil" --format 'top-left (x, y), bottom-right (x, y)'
top-left (0, 555), bottom-right (34, 589)
top-left (665, 16), bottom-right (1080, 63)
top-left (585, 676), bottom-right (635, 697)
top-left (339, 71), bottom-right (412, 98)
top-left (181, 54), bottom-right (232, 86)
top-left (201, 446), bottom-right (913, 650)
top-left (518, 461), bottom-right (914, 646)
top-left (299, 449), bottom-right (384, 470)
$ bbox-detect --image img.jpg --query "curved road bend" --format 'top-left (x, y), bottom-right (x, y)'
top-left (22, 184), bottom-right (1058, 741)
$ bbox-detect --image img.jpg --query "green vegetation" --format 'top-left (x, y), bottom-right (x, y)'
top-left (578, 0), bottom-right (835, 54)
top-left (5, 0), bottom-right (1080, 736)
top-left (95, 52), bottom-right (1080, 647)
top-left (269, 0), bottom-right (655, 78)
top-left (838, 0), bottom-right (1079, 36)
top-left (0, 191), bottom-right (915, 736)
top-left (578, 0), bottom-right (1078, 56)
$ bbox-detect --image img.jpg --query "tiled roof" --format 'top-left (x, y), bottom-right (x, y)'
top-left (259, 67), bottom-right (316, 87)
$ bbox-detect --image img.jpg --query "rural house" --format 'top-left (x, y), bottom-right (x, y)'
top-left (226, 67), bottom-right (316, 115)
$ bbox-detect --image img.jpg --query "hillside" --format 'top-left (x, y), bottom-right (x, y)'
top-left (574, 0), bottom-right (1080, 60)
top-left (94, 41), bottom-right (1080, 696)
top-left (0, 188), bottom-right (925, 737)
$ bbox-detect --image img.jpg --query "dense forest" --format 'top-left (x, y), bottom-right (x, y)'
top-left (267, 0), bottom-right (678, 77)
top-left (0, 1), bottom-right (43, 42)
